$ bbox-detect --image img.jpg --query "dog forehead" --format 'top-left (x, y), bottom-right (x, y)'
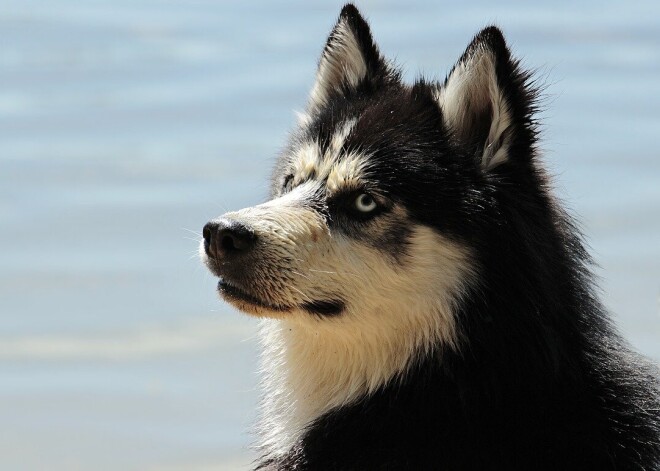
top-left (289, 118), bottom-right (370, 193)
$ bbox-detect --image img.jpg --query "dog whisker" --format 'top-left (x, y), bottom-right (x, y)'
top-left (284, 283), bottom-right (315, 304)
top-left (307, 268), bottom-right (365, 281)
top-left (182, 227), bottom-right (202, 236)
top-left (291, 270), bottom-right (312, 281)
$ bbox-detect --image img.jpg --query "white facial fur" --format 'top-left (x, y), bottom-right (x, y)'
top-left (258, 224), bottom-right (473, 456)
top-left (201, 122), bottom-right (477, 457)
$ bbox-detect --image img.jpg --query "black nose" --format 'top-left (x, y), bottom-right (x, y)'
top-left (203, 218), bottom-right (257, 259)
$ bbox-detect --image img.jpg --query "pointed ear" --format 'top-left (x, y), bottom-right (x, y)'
top-left (437, 27), bottom-right (535, 171)
top-left (308, 4), bottom-right (388, 111)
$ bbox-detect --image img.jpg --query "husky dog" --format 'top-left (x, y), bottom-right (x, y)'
top-left (201, 4), bottom-right (660, 469)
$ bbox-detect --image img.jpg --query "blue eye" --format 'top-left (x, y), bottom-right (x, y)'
top-left (354, 193), bottom-right (377, 212)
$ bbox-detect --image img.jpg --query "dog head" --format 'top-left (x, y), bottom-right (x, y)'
top-left (201, 4), bottom-right (537, 350)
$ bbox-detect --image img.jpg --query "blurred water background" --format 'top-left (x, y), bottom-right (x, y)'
top-left (0, 1), bottom-right (658, 469)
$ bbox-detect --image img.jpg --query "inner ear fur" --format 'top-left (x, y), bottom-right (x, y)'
top-left (308, 4), bottom-right (389, 112)
top-left (437, 27), bottom-right (535, 171)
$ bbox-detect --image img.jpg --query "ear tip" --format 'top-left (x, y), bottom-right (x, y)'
top-left (340, 3), bottom-right (362, 20)
top-left (472, 25), bottom-right (508, 54)
top-left (339, 4), bottom-right (371, 32)
top-left (478, 25), bottom-right (506, 41)
top-left (457, 26), bottom-right (510, 66)
top-left (335, 3), bottom-right (376, 55)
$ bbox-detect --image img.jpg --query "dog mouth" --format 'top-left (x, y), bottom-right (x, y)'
top-left (217, 279), bottom-right (345, 317)
top-left (217, 279), bottom-right (291, 312)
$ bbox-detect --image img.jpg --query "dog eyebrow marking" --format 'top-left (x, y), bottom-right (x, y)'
top-left (291, 141), bottom-right (320, 187)
top-left (290, 119), bottom-right (369, 194)
top-left (326, 151), bottom-right (369, 194)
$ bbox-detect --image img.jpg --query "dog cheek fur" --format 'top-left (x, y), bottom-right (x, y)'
top-left (256, 223), bottom-right (475, 457)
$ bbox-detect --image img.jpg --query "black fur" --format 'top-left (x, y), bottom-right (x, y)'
top-left (301, 299), bottom-right (345, 317)
top-left (257, 5), bottom-right (660, 470)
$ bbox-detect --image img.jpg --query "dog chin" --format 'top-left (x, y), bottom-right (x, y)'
top-left (217, 279), bottom-right (292, 319)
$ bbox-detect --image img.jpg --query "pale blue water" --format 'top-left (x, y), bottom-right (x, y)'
top-left (1, 1), bottom-right (659, 470)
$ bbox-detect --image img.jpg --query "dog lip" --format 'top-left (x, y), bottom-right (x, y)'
top-left (204, 258), bottom-right (225, 279)
top-left (217, 279), bottom-right (290, 312)
top-left (301, 299), bottom-right (345, 316)
top-left (217, 279), bottom-right (345, 316)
